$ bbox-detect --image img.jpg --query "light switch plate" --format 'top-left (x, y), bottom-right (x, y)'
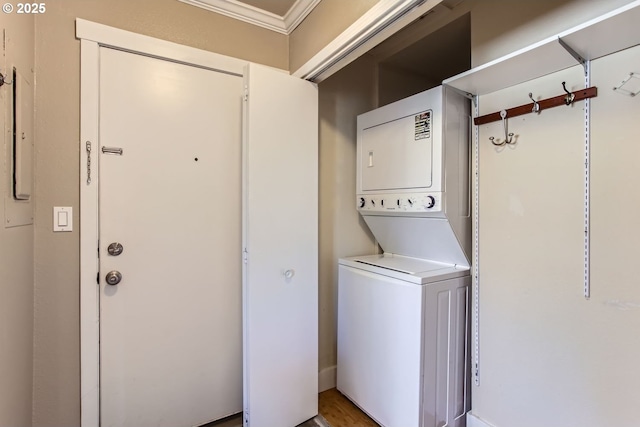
top-left (53, 207), bottom-right (73, 232)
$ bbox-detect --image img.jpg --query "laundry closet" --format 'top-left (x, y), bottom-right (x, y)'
top-left (319, 10), bottom-right (473, 427)
top-left (319, 1), bottom-right (640, 427)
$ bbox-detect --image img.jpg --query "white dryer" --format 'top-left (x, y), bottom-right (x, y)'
top-left (337, 85), bottom-right (472, 427)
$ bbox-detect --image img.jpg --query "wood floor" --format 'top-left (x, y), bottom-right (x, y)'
top-left (206, 387), bottom-right (379, 427)
top-left (319, 388), bottom-right (380, 427)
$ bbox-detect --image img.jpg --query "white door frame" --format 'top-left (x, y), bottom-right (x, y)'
top-left (77, 19), bottom-right (247, 427)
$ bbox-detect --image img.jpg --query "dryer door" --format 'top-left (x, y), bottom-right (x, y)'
top-left (359, 111), bottom-right (434, 192)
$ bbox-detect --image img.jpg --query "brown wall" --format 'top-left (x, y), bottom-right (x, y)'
top-left (470, 0), bottom-right (634, 66)
top-left (0, 13), bottom-right (35, 427)
top-left (317, 54), bottom-right (379, 385)
top-left (289, 0), bottom-right (378, 72)
top-left (33, 2), bottom-right (286, 425)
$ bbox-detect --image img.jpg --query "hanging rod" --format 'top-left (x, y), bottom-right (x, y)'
top-left (474, 86), bottom-right (598, 126)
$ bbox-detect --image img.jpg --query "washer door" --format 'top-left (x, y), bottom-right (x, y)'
top-left (337, 264), bottom-right (424, 427)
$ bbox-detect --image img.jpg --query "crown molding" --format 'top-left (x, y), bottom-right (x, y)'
top-left (178, 0), bottom-right (321, 35)
top-left (284, 0), bottom-right (322, 33)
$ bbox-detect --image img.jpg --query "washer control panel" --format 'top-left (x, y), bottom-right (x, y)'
top-left (356, 192), bottom-right (442, 214)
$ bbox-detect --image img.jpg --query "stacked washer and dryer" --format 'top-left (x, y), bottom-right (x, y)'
top-left (337, 85), bottom-right (472, 427)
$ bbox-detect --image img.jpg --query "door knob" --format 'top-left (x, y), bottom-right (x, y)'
top-left (105, 270), bottom-right (122, 286)
top-left (107, 242), bottom-right (124, 256)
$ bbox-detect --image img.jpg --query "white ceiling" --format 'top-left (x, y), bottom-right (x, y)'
top-left (179, 0), bottom-right (321, 34)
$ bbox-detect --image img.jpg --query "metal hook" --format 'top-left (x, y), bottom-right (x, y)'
top-left (561, 81), bottom-right (575, 105)
top-left (529, 92), bottom-right (540, 113)
top-left (489, 136), bottom-right (502, 146)
top-left (490, 110), bottom-right (515, 146)
top-left (501, 110), bottom-right (515, 144)
top-left (0, 72), bottom-right (13, 87)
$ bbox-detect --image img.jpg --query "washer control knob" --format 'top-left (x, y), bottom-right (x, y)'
top-left (426, 195), bottom-right (436, 208)
top-left (359, 197), bottom-right (365, 208)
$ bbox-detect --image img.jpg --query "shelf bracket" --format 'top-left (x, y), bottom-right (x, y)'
top-left (558, 37), bottom-right (587, 76)
top-left (443, 83), bottom-right (476, 102)
top-left (583, 60), bottom-right (591, 300)
top-left (472, 93), bottom-right (480, 386)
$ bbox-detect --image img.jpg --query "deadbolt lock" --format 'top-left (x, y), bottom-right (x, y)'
top-left (107, 242), bottom-right (124, 256)
top-left (105, 270), bottom-right (122, 286)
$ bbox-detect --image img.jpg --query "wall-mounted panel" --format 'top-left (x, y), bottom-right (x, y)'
top-left (13, 71), bottom-right (33, 201)
top-left (4, 65), bottom-right (33, 227)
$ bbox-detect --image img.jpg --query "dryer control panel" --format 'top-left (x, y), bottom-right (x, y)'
top-left (356, 192), bottom-right (442, 215)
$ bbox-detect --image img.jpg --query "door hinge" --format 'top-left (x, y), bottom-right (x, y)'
top-left (242, 249), bottom-right (248, 264)
top-left (243, 87), bottom-right (248, 101)
top-left (96, 271), bottom-right (100, 284)
top-left (85, 141), bottom-right (92, 185)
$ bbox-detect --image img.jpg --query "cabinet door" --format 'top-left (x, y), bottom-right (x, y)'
top-left (243, 64), bottom-right (318, 427)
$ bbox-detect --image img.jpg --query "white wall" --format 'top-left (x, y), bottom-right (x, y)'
top-left (0, 13), bottom-right (34, 427)
top-left (470, 32), bottom-right (640, 427)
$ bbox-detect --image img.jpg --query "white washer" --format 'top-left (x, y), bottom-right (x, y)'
top-left (337, 254), bottom-right (470, 427)
top-left (337, 85), bottom-right (472, 427)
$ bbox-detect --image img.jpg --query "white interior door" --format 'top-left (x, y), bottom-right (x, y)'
top-left (242, 64), bottom-right (319, 427)
top-left (99, 47), bottom-right (243, 427)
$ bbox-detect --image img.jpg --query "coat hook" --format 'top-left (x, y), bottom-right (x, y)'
top-left (490, 110), bottom-right (515, 146)
top-left (529, 92), bottom-right (540, 113)
top-left (561, 81), bottom-right (575, 105)
top-left (0, 72), bottom-right (13, 87)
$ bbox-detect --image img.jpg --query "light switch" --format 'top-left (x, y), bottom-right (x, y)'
top-left (53, 207), bottom-right (72, 232)
top-left (58, 211), bottom-right (68, 227)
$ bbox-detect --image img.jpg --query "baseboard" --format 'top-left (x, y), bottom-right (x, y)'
top-left (318, 365), bottom-right (336, 392)
top-left (467, 412), bottom-right (496, 427)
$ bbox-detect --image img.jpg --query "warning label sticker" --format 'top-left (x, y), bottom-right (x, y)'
top-left (414, 111), bottom-right (431, 140)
